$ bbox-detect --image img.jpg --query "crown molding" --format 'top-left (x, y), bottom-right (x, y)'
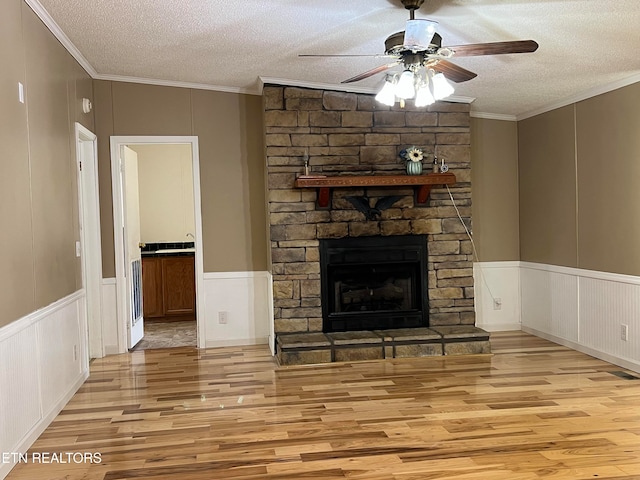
top-left (93, 74), bottom-right (259, 95)
top-left (259, 77), bottom-right (379, 95)
top-left (470, 112), bottom-right (517, 121)
top-left (258, 77), bottom-right (475, 104)
top-left (516, 72), bottom-right (640, 121)
top-left (24, 0), bottom-right (97, 77)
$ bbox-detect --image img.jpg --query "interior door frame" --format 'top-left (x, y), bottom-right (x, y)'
top-left (75, 123), bottom-right (104, 359)
top-left (110, 136), bottom-right (204, 352)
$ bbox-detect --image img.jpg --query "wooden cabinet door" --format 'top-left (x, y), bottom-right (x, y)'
top-left (161, 256), bottom-right (195, 316)
top-left (142, 257), bottom-right (164, 318)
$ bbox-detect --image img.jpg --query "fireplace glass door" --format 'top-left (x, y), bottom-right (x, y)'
top-left (331, 264), bottom-right (417, 314)
top-left (320, 235), bottom-right (428, 332)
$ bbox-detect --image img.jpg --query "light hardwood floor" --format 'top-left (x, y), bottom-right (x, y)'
top-left (6, 331), bottom-right (640, 479)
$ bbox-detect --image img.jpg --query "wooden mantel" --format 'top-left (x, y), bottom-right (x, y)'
top-left (294, 172), bottom-right (456, 208)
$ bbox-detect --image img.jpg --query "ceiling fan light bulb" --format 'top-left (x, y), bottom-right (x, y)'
top-left (415, 84), bottom-right (435, 107)
top-left (375, 79), bottom-right (397, 106)
top-left (395, 70), bottom-right (416, 99)
top-left (431, 72), bottom-right (455, 100)
top-left (403, 19), bottom-right (438, 50)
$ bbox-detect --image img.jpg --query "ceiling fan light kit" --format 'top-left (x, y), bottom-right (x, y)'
top-left (374, 76), bottom-right (398, 106)
top-left (300, 0), bottom-right (538, 109)
top-left (375, 66), bottom-right (454, 107)
top-left (431, 71), bottom-right (455, 100)
top-left (396, 70), bottom-right (417, 99)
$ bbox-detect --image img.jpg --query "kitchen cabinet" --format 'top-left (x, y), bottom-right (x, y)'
top-left (142, 255), bottom-right (195, 321)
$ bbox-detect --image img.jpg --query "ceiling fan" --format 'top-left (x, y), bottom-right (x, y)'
top-left (300, 0), bottom-right (538, 105)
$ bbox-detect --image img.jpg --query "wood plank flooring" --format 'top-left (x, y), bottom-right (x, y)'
top-left (6, 331), bottom-right (640, 479)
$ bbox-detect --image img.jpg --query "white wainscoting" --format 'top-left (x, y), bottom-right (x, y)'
top-left (102, 273), bottom-right (272, 353)
top-left (520, 262), bottom-right (640, 372)
top-left (473, 262), bottom-right (522, 331)
top-left (101, 278), bottom-right (119, 355)
top-left (202, 271), bottom-right (271, 348)
top-left (0, 291), bottom-right (89, 480)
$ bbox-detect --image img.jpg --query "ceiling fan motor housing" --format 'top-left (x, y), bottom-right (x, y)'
top-left (401, 0), bottom-right (425, 10)
top-left (385, 32), bottom-right (442, 55)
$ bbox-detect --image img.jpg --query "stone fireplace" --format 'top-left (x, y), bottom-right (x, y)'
top-left (263, 85), bottom-right (488, 364)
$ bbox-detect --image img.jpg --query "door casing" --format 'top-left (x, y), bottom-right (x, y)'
top-left (110, 136), bottom-right (204, 352)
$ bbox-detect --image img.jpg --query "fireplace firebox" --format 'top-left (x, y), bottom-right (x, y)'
top-left (320, 235), bottom-right (428, 332)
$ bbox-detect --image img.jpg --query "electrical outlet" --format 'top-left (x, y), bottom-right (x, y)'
top-left (18, 82), bottom-right (24, 103)
top-left (621, 324), bottom-right (629, 341)
top-left (218, 311), bottom-right (228, 324)
top-left (73, 345), bottom-right (78, 361)
top-left (493, 298), bottom-right (502, 310)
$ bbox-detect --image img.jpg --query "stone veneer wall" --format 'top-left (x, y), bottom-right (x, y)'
top-left (263, 85), bottom-right (474, 335)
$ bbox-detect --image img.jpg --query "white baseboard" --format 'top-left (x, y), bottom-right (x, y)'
top-left (204, 336), bottom-right (269, 348)
top-left (522, 325), bottom-right (640, 373)
top-left (0, 291), bottom-right (89, 480)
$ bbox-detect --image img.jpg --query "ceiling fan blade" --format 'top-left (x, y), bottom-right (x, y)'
top-left (446, 40), bottom-right (538, 57)
top-left (299, 54), bottom-right (391, 58)
top-left (341, 62), bottom-right (400, 84)
top-left (431, 60), bottom-right (477, 83)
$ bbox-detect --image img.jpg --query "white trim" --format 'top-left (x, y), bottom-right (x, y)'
top-left (0, 290), bottom-right (89, 479)
top-left (470, 112), bottom-right (517, 122)
top-left (75, 123), bottom-right (105, 359)
top-left (203, 271), bottom-right (271, 280)
top-left (258, 76), bottom-right (476, 104)
top-left (100, 278), bottom-right (119, 355)
top-left (23, 0), bottom-right (97, 77)
top-left (93, 73), bottom-right (259, 95)
top-left (267, 271), bottom-right (275, 356)
top-left (0, 373), bottom-right (87, 480)
top-left (520, 261), bottom-right (640, 286)
top-left (474, 261), bottom-right (522, 332)
top-left (520, 261), bottom-right (640, 373)
top-left (516, 72), bottom-right (640, 121)
top-left (205, 337), bottom-right (269, 348)
top-left (475, 260), bottom-right (521, 269)
top-left (110, 136), bottom-right (205, 352)
top-left (202, 272), bottom-right (271, 349)
top-left (0, 290), bottom-right (84, 343)
top-left (522, 325), bottom-right (640, 373)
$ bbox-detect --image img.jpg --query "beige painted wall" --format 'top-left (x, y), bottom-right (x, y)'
top-left (94, 82), bottom-right (268, 276)
top-left (471, 118), bottom-right (520, 261)
top-left (575, 83), bottom-right (640, 275)
top-left (518, 106), bottom-right (578, 268)
top-left (518, 82), bottom-right (640, 275)
top-left (131, 144), bottom-right (196, 243)
top-left (0, 0), bottom-right (94, 328)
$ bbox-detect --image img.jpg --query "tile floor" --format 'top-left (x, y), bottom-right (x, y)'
top-left (133, 320), bottom-right (197, 350)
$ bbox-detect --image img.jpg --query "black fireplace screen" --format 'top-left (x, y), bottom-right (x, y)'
top-left (332, 264), bottom-right (415, 313)
top-left (320, 235), bottom-right (428, 332)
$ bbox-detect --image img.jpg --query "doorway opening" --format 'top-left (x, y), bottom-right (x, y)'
top-left (110, 136), bottom-right (204, 352)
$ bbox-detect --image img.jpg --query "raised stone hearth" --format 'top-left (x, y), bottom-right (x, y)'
top-left (264, 84), bottom-right (480, 365)
top-left (276, 326), bottom-right (491, 366)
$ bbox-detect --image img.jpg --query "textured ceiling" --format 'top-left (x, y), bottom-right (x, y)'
top-left (33, 0), bottom-right (640, 118)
